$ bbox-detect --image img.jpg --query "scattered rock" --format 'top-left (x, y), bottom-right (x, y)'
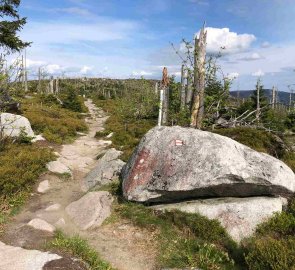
top-left (55, 218), bottom-right (66, 228)
top-left (153, 197), bottom-right (287, 242)
top-left (28, 218), bottom-right (55, 233)
top-left (31, 134), bottom-right (46, 143)
top-left (37, 180), bottom-right (50, 194)
top-left (45, 204), bottom-right (61, 212)
top-left (0, 113), bottom-right (34, 138)
top-left (46, 160), bottom-right (72, 175)
top-left (65, 192), bottom-right (113, 230)
top-left (85, 148), bottom-right (125, 190)
top-left (122, 126), bottom-right (295, 203)
top-left (106, 132), bottom-right (114, 138)
top-left (0, 241), bottom-right (61, 270)
top-left (43, 257), bottom-right (87, 270)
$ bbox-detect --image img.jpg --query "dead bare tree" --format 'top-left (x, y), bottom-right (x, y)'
top-left (161, 67), bottom-right (169, 125)
top-left (180, 64), bottom-right (187, 109)
top-left (191, 24), bottom-right (207, 129)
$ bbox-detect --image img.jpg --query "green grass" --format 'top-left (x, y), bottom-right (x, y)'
top-left (48, 231), bottom-right (115, 270)
top-left (114, 202), bottom-right (239, 270)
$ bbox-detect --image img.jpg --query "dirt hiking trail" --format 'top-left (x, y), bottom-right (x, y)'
top-left (0, 99), bottom-right (156, 270)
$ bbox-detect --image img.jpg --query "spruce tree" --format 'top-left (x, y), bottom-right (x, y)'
top-left (0, 0), bottom-right (30, 52)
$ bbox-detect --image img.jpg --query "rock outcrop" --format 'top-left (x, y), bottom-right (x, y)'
top-left (84, 148), bottom-right (125, 190)
top-left (0, 241), bottom-right (61, 270)
top-left (122, 126), bottom-right (295, 203)
top-left (65, 191), bottom-right (113, 230)
top-left (0, 113), bottom-right (34, 138)
top-left (152, 196), bottom-right (287, 242)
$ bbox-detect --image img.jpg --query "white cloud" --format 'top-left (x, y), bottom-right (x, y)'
top-left (21, 18), bottom-right (138, 45)
top-left (132, 70), bottom-right (153, 76)
top-left (54, 7), bottom-right (91, 16)
top-left (239, 52), bottom-right (263, 61)
top-left (189, 0), bottom-right (209, 5)
top-left (252, 69), bottom-right (265, 77)
top-left (196, 27), bottom-right (256, 54)
top-left (80, 65), bottom-right (93, 74)
top-left (261, 42), bottom-right (271, 48)
top-left (45, 64), bottom-right (63, 74)
top-left (227, 72), bottom-right (239, 79)
top-left (26, 59), bottom-right (47, 68)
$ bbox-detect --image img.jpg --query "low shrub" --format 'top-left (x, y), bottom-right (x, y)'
top-left (0, 143), bottom-right (55, 196)
top-left (213, 127), bottom-right (285, 158)
top-left (245, 237), bottom-right (295, 270)
top-left (48, 231), bottom-right (114, 270)
top-left (23, 103), bottom-right (87, 144)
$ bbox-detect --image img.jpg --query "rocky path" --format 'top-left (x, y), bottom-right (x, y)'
top-left (0, 99), bottom-right (155, 270)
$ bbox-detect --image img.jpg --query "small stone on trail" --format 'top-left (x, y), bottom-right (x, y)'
top-left (47, 160), bottom-right (72, 175)
top-left (45, 204), bottom-right (61, 212)
top-left (106, 132), bottom-right (113, 138)
top-left (37, 180), bottom-right (50, 193)
top-left (28, 218), bottom-right (56, 233)
top-left (55, 218), bottom-right (66, 228)
top-left (65, 191), bottom-right (113, 230)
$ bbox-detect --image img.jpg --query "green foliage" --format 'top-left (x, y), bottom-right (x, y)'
top-left (117, 203), bottom-right (237, 269)
top-left (213, 127), bottom-right (284, 157)
top-left (22, 97), bottom-right (88, 144)
top-left (282, 152), bottom-right (295, 172)
top-left (0, 142), bottom-right (54, 196)
top-left (94, 99), bottom-right (156, 161)
top-left (244, 197), bottom-right (295, 270)
top-left (95, 130), bottom-right (110, 139)
top-left (49, 231), bottom-right (114, 270)
top-left (168, 76), bottom-right (191, 126)
top-left (61, 88), bottom-right (87, 113)
top-left (285, 111), bottom-right (295, 132)
top-left (245, 237), bottom-right (295, 270)
top-left (0, 0), bottom-right (31, 52)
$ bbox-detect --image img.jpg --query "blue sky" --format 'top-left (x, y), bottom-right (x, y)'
top-left (16, 0), bottom-right (295, 91)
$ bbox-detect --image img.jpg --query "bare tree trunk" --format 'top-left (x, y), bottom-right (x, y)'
top-left (24, 49), bottom-right (28, 92)
top-left (180, 64), bottom-right (186, 109)
top-left (191, 25), bottom-right (207, 129)
top-left (158, 89), bottom-right (164, 126)
top-left (38, 67), bottom-right (42, 92)
top-left (272, 86), bottom-right (275, 110)
top-left (289, 90), bottom-right (292, 112)
top-left (49, 76), bottom-right (54, 94)
top-left (55, 78), bottom-right (59, 94)
top-left (161, 67), bottom-right (169, 125)
top-left (185, 73), bottom-right (193, 109)
top-left (256, 79), bottom-right (261, 122)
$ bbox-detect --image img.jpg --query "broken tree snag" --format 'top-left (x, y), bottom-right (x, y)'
top-left (186, 71), bottom-right (193, 109)
top-left (256, 79), bottom-right (261, 122)
top-left (161, 67), bottom-right (170, 125)
top-left (272, 86), bottom-right (275, 110)
top-left (180, 64), bottom-right (186, 109)
top-left (49, 76), bottom-right (54, 94)
top-left (191, 24), bottom-right (207, 129)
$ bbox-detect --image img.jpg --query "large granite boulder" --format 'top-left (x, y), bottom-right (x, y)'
top-left (152, 196), bottom-right (287, 242)
top-left (0, 113), bottom-right (34, 138)
top-left (84, 148), bottom-right (125, 190)
top-left (122, 126), bottom-right (295, 203)
top-left (0, 241), bottom-right (61, 270)
top-left (65, 191), bottom-right (113, 230)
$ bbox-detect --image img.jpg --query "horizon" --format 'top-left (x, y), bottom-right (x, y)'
top-left (14, 0), bottom-right (295, 92)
